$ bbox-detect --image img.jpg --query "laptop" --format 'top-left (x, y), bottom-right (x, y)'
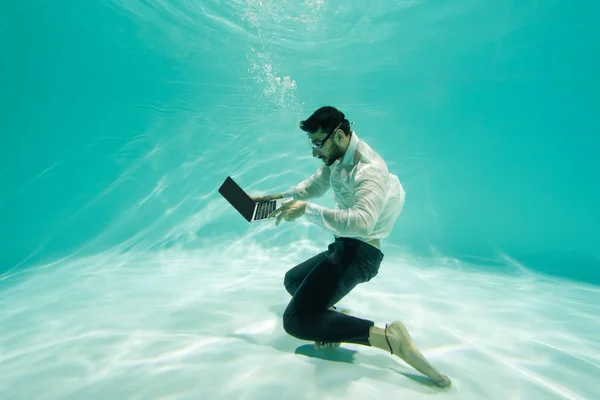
top-left (218, 176), bottom-right (291, 222)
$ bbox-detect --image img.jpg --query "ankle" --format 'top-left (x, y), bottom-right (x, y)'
top-left (368, 325), bottom-right (393, 352)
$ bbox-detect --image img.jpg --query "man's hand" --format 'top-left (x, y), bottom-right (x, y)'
top-left (250, 193), bottom-right (282, 203)
top-left (268, 200), bottom-right (307, 226)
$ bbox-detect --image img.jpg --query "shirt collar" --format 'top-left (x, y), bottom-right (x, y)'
top-left (341, 131), bottom-right (359, 165)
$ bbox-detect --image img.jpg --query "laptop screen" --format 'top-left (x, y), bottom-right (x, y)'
top-left (218, 176), bottom-right (256, 221)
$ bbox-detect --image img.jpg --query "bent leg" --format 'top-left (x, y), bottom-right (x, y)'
top-left (283, 245), bottom-right (375, 346)
top-left (283, 250), bottom-right (330, 297)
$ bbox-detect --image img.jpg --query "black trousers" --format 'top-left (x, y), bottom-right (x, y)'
top-left (283, 237), bottom-right (384, 346)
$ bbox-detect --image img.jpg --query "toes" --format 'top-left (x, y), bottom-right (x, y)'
top-left (435, 375), bottom-right (452, 388)
top-left (315, 341), bottom-right (340, 349)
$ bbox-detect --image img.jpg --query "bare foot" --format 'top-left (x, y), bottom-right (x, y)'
top-left (314, 307), bottom-right (350, 350)
top-left (433, 374), bottom-right (452, 388)
top-left (380, 322), bottom-right (452, 389)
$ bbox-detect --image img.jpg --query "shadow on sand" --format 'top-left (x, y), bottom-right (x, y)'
top-left (224, 304), bottom-right (449, 396)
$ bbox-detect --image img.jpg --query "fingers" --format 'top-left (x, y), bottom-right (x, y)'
top-left (251, 194), bottom-right (271, 203)
top-left (271, 205), bottom-right (288, 226)
top-left (268, 201), bottom-right (290, 218)
top-left (268, 202), bottom-right (298, 226)
top-left (276, 210), bottom-right (298, 226)
top-left (276, 211), bottom-right (285, 226)
top-left (268, 204), bottom-right (283, 219)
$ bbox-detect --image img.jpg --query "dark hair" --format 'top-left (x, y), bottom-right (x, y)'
top-left (299, 106), bottom-right (352, 136)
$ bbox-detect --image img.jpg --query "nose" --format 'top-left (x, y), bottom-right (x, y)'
top-left (312, 148), bottom-right (319, 157)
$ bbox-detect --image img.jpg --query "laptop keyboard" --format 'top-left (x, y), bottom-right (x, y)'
top-left (255, 200), bottom-right (277, 220)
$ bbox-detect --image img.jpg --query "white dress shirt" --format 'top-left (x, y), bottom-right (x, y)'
top-left (282, 131), bottom-right (405, 242)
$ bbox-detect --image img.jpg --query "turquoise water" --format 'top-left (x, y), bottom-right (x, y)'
top-left (2, 1), bottom-right (600, 399)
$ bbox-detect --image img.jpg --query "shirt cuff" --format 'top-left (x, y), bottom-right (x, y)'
top-left (304, 202), bottom-right (325, 225)
top-left (281, 189), bottom-right (295, 199)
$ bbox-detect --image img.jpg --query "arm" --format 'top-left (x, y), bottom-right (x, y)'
top-left (303, 164), bottom-right (388, 237)
top-left (252, 167), bottom-right (329, 202)
top-left (282, 165), bottom-right (331, 200)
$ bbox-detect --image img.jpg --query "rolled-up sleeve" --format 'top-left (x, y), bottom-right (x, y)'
top-left (304, 164), bottom-right (388, 237)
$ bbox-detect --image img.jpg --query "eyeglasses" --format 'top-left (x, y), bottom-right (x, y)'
top-left (308, 122), bottom-right (342, 150)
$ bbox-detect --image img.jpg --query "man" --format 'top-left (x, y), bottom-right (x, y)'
top-left (252, 106), bottom-right (451, 388)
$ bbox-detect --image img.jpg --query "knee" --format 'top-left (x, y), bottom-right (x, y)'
top-left (282, 312), bottom-right (297, 337)
top-left (283, 271), bottom-right (297, 295)
top-left (282, 308), bottom-right (305, 339)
